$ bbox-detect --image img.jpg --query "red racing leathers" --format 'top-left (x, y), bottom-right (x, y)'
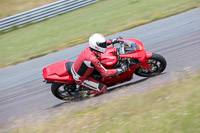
top-left (71, 46), bottom-right (117, 94)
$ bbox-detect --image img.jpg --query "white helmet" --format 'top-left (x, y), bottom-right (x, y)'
top-left (89, 33), bottom-right (107, 53)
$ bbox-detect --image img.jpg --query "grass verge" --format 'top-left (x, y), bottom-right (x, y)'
top-left (9, 73), bottom-right (200, 133)
top-left (0, 0), bottom-right (200, 68)
top-left (0, 0), bottom-right (58, 19)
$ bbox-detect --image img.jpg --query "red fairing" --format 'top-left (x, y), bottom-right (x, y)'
top-left (146, 52), bottom-right (152, 59)
top-left (43, 60), bottom-right (74, 84)
top-left (99, 47), bottom-right (118, 69)
top-left (119, 38), bottom-right (146, 61)
top-left (140, 52), bottom-right (152, 70)
top-left (100, 66), bottom-right (136, 86)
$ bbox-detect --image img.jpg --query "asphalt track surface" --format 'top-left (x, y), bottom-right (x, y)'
top-left (0, 8), bottom-right (200, 123)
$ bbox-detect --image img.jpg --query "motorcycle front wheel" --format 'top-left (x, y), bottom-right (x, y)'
top-left (135, 53), bottom-right (167, 77)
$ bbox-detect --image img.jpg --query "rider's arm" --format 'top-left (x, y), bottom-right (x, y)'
top-left (91, 58), bottom-right (117, 77)
top-left (106, 37), bottom-right (123, 45)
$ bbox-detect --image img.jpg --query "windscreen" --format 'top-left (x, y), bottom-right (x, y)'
top-left (119, 41), bottom-right (137, 54)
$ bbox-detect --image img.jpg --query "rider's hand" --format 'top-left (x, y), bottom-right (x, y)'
top-left (112, 36), bottom-right (123, 44)
top-left (116, 68), bottom-right (123, 75)
top-left (117, 36), bottom-right (123, 39)
top-left (121, 63), bottom-right (128, 72)
top-left (116, 63), bottom-right (128, 75)
top-left (112, 39), bottom-right (118, 44)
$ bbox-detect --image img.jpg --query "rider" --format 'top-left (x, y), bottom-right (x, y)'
top-left (71, 33), bottom-right (125, 95)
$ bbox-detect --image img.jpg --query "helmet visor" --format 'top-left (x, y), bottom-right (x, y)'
top-left (96, 42), bottom-right (107, 48)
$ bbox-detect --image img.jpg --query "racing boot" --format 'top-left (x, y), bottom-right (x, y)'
top-left (90, 83), bottom-right (107, 96)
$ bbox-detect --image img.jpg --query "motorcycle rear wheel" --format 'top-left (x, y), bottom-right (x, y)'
top-left (135, 53), bottom-right (167, 77)
top-left (51, 83), bottom-right (70, 100)
top-left (51, 83), bottom-right (89, 101)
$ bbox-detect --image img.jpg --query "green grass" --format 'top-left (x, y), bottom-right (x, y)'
top-left (0, 0), bottom-right (58, 19)
top-left (0, 0), bottom-right (200, 68)
top-left (10, 73), bottom-right (200, 133)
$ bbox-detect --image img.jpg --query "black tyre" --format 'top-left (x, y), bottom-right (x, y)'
top-left (135, 53), bottom-right (167, 77)
top-left (51, 83), bottom-right (69, 100)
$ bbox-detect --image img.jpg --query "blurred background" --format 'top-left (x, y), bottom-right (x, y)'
top-left (0, 0), bottom-right (199, 68)
top-left (0, 0), bottom-right (200, 132)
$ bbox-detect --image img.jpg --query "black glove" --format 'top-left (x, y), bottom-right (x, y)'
top-left (112, 39), bottom-right (118, 44)
top-left (121, 63), bottom-right (128, 72)
top-left (117, 36), bottom-right (123, 39)
top-left (116, 68), bottom-right (123, 75)
top-left (116, 64), bottom-right (128, 75)
top-left (112, 36), bottom-right (123, 44)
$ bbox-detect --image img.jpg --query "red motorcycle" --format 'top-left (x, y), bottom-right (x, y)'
top-left (43, 38), bottom-right (167, 101)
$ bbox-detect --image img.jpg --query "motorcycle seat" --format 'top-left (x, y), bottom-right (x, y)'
top-left (66, 62), bottom-right (74, 77)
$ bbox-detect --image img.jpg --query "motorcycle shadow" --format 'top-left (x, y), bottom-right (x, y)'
top-left (107, 77), bottom-right (149, 91)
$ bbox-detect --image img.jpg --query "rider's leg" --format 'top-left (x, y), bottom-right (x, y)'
top-left (79, 77), bottom-right (107, 95)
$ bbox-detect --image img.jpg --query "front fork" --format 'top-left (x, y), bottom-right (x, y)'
top-left (140, 52), bottom-right (152, 70)
top-left (118, 52), bottom-right (152, 72)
